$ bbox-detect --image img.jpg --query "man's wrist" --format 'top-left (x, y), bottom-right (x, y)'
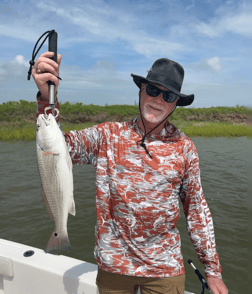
top-left (37, 90), bottom-right (58, 101)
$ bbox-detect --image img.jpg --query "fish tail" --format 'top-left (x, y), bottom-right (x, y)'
top-left (45, 230), bottom-right (71, 252)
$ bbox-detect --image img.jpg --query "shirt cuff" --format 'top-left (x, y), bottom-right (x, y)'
top-left (36, 90), bottom-right (60, 125)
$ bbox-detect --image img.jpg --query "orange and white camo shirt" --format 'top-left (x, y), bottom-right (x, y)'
top-left (36, 92), bottom-right (222, 279)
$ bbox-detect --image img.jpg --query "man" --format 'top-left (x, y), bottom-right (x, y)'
top-left (32, 53), bottom-right (228, 294)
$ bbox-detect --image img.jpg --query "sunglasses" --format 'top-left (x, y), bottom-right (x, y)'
top-left (145, 83), bottom-right (178, 103)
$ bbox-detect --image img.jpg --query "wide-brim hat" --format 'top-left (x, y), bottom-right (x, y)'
top-left (131, 58), bottom-right (194, 107)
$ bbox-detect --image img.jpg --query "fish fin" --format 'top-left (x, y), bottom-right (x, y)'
top-left (69, 199), bottom-right (76, 216)
top-left (43, 151), bottom-right (59, 156)
top-left (45, 231), bottom-right (71, 252)
top-left (65, 151), bottom-right (72, 171)
top-left (41, 185), bottom-right (55, 221)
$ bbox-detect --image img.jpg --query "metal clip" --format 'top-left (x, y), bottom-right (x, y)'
top-left (44, 106), bottom-right (59, 119)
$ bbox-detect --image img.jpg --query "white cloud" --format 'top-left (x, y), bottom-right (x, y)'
top-left (207, 57), bottom-right (221, 72)
top-left (195, 5), bottom-right (252, 37)
top-left (0, 53), bottom-right (127, 91)
top-left (15, 55), bottom-right (25, 64)
top-left (185, 0), bottom-right (195, 12)
top-left (223, 12), bottom-right (252, 37)
top-left (34, 1), bottom-right (187, 58)
top-left (186, 56), bottom-right (222, 76)
top-left (131, 37), bottom-right (185, 58)
top-left (0, 25), bottom-right (40, 42)
top-left (0, 54), bottom-right (31, 80)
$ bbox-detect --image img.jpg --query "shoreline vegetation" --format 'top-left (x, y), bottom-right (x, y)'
top-left (0, 100), bottom-right (251, 141)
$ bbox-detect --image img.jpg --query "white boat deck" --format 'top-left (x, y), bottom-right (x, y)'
top-left (0, 238), bottom-right (195, 294)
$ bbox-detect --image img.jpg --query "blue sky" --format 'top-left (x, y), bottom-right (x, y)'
top-left (0, 0), bottom-right (251, 108)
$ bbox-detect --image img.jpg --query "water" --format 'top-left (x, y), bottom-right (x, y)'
top-left (0, 137), bottom-right (249, 294)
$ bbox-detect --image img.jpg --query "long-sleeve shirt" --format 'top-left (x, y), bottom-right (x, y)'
top-left (36, 92), bottom-right (222, 279)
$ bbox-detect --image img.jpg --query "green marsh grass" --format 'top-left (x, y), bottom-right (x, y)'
top-left (0, 100), bottom-right (251, 141)
top-left (0, 120), bottom-right (251, 142)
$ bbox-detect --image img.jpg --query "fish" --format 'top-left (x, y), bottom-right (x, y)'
top-left (36, 112), bottom-right (75, 252)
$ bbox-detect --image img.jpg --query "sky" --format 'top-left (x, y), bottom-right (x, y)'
top-left (0, 0), bottom-right (251, 108)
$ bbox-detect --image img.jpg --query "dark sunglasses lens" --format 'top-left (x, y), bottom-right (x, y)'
top-left (146, 83), bottom-right (160, 97)
top-left (163, 91), bottom-right (177, 103)
top-left (146, 83), bottom-right (177, 103)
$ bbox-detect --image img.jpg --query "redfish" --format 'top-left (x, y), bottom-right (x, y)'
top-left (36, 113), bottom-right (75, 252)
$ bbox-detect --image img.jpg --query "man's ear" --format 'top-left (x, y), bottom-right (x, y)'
top-left (139, 83), bottom-right (144, 98)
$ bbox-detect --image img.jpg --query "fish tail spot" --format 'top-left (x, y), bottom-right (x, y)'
top-left (46, 232), bottom-right (71, 252)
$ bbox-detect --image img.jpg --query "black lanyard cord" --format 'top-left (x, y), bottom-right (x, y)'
top-left (27, 30), bottom-right (55, 80)
top-left (137, 102), bottom-right (177, 159)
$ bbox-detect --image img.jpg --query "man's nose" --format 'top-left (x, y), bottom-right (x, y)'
top-left (153, 93), bottom-right (164, 103)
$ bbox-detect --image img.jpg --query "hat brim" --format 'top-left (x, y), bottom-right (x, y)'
top-left (131, 73), bottom-right (194, 107)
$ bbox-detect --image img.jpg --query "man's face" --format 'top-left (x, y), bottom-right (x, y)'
top-left (139, 82), bottom-right (180, 125)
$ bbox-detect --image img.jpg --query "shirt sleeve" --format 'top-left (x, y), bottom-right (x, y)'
top-left (179, 140), bottom-right (223, 279)
top-left (36, 91), bottom-right (103, 166)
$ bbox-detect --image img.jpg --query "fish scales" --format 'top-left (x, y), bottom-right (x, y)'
top-left (36, 113), bottom-right (76, 252)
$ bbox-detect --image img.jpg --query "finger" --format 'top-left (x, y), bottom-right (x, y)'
top-left (35, 52), bottom-right (58, 67)
top-left (40, 62), bottom-right (57, 76)
top-left (35, 57), bottom-right (59, 72)
top-left (55, 54), bottom-right (61, 76)
top-left (57, 54), bottom-right (61, 67)
top-left (40, 51), bottom-right (55, 58)
top-left (39, 73), bottom-right (60, 87)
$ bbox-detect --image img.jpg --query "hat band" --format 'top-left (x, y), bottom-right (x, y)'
top-left (147, 72), bottom-right (181, 92)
